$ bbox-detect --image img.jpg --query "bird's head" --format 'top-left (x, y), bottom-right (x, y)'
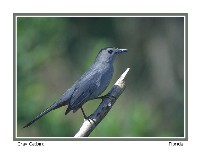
top-left (95, 47), bottom-right (128, 64)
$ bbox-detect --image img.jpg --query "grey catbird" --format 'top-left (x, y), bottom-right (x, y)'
top-left (23, 47), bottom-right (127, 128)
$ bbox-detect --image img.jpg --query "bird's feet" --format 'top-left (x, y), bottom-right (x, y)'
top-left (80, 107), bottom-right (96, 125)
top-left (95, 94), bottom-right (116, 100)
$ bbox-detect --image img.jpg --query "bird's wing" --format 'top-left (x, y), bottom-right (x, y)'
top-left (69, 70), bottom-right (101, 110)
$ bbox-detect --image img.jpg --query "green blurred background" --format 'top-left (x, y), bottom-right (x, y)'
top-left (17, 17), bottom-right (184, 137)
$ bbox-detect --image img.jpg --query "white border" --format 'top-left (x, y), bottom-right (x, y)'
top-left (14, 14), bottom-right (187, 140)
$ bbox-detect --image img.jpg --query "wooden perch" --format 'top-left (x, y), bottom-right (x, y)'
top-left (74, 68), bottom-right (130, 137)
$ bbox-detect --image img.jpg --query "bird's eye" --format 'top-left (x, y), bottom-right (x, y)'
top-left (108, 50), bottom-right (113, 54)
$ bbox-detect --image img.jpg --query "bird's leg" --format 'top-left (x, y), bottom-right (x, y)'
top-left (80, 107), bottom-right (88, 119)
top-left (80, 107), bottom-right (97, 125)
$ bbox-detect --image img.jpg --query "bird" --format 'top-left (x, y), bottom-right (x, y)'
top-left (23, 47), bottom-right (128, 128)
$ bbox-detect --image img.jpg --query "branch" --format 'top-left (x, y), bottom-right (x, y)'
top-left (74, 68), bottom-right (130, 137)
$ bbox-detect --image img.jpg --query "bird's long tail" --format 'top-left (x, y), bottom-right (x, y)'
top-left (23, 102), bottom-right (66, 128)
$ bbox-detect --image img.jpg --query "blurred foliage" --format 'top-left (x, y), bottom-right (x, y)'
top-left (17, 17), bottom-right (184, 137)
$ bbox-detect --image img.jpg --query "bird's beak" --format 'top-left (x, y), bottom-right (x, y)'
top-left (115, 48), bottom-right (128, 54)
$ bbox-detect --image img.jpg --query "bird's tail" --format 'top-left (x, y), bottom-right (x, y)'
top-left (23, 102), bottom-right (65, 128)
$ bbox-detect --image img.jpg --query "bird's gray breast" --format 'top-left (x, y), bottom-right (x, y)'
top-left (94, 64), bottom-right (114, 97)
top-left (69, 64), bottom-right (114, 110)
